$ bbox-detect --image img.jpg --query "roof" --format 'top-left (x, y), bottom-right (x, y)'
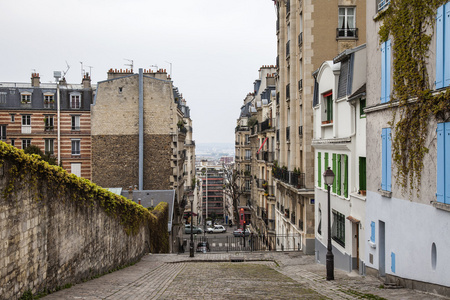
top-left (121, 190), bottom-right (175, 232)
top-left (348, 83), bottom-right (366, 101)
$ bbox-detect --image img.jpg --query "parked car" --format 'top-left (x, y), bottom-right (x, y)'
top-left (206, 225), bottom-right (226, 233)
top-left (185, 224), bottom-right (203, 234)
top-left (196, 241), bottom-right (210, 253)
top-left (233, 228), bottom-right (250, 237)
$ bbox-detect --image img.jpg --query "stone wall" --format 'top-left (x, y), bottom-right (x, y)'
top-left (144, 134), bottom-right (172, 190)
top-left (0, 143), bottom-right (169, 300)
top-left (91, 135), bottom-right (139, 189)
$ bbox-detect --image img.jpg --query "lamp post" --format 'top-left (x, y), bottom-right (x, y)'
top-left (323, 166), bottom-right (335, 281)
top-left (190, 199), bottom-right (194, 257)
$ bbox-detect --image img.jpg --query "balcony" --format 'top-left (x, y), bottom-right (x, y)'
top-left (273, 165), bottom-right (306, 189)
top-left (276, 129), bottom-right (280, 142)
top-left (259, 118), bottom-right (274, 132)
top-left (298, 219), bottom-right (304, 231)
top-left (377, 0), bottom-right (390, 11)
top-left (286, 40), bottom-right (290, 58)
top-left (286, 84), bottom-right (290, 100)
top-left (298, 79), bottom-right (303, 90)
top-left (298, 32), bottom-right (303, 46)
top-left (286, 126), bottom-right (290, 141)
top-left (336, 28), bottom-right (358, 39)
top-left (262, 151), bottom-right (274, 163)
top-left (291, 212), bottom-right (296, 225)
top-left (44, 102), bottom-right (55, 109)
top-left (298, 125), bottom-right (303, 136)
top-left (286, 0), bottom-right (290, 15)
top-left (276, 92), bottom-right (280, 105)
top-left (244, 156), bottom-right (251, 161)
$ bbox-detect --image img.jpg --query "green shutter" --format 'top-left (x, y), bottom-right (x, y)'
top-left (359, 157), bottom-right (366, 191)
top-left (344, 155), bottom-right (348, 198)
top-left (324, 152), bottom-right (329, 188)
top-left (337, 154), bottom-right (341, 195)
top-left (318, 152), bottom-right (322, 187)
top-left (332, 153), bottom-right (337, 193)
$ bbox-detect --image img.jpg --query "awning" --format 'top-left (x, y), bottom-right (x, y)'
top-left (346, 216), bottom-right (360, 224)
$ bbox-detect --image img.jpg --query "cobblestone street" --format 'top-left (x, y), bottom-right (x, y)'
top-left (43, 252), bottom-right (448, 300)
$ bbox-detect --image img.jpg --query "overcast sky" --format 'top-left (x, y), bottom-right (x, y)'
top-left (0, 0), bottom-right (276, 145)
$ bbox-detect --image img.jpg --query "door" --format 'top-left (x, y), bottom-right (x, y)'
top-left (379, 221), bottom-right (386, 276)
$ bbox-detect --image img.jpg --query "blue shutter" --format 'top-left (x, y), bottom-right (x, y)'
top-left (381, 42), bottom-right (386, 103)
top-left (386, 40), bottom-right (391, 102)
top-left (437, 123), bottom-right (445, 203)
top-left (391, 252), bottom-right (396, 273)
top-left (387, 128), bottom-right (392, 192)
top-left (381, 129), bottom-right (387, 190)
top-left (445, 4), bottom-right (450, 87)
top-left (445, 123), bottom-right (450, 204)
top-left (437, 5), bottom-right (444, 89)
top-left (370, 221), bottom-right (375, 242)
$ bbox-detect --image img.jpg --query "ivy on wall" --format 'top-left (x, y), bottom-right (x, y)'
top-left (377, 0), bottom-right (450, 193)
top-left (0, 141), bottom-right (168, 244)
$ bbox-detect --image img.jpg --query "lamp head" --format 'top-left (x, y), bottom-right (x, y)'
top-left (322, 167), bottom-right (335, 186)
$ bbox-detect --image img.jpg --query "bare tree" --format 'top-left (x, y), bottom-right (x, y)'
top-left (223, 164), bottom-right (246, 225)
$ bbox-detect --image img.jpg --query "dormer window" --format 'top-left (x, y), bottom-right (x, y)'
top-left (21, 92), bottom-right (31, 104)
top-left (322, 91), bottom-right (333, 124)
top-left (70, 93), bottom-right (81, 109)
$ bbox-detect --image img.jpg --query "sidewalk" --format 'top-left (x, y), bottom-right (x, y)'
top-left (43, 252), bottom-right (448, 300)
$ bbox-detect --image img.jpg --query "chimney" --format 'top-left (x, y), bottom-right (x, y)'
top-left (31, 73), bottom-right (40, 87)
top-left (82, 72), bottom-right (91, 88)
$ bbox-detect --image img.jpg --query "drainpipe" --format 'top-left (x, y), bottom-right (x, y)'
top-left (139, 68), bottom-right (144, 190)
top-left (57, 82), bottom-right (61, 165)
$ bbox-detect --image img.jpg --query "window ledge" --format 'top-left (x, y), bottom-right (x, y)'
top-left (431, 201), bottom-right (450, 212)
top-left (379, 190), bottom-right (392, 198)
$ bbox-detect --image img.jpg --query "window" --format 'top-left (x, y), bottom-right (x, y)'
top-left (21, 115), bottom-right (31, 134)
top-left (381, 128), bottom-right (392, 192)
top-left (322, 91), bottom-right (333, 123)
top-left (71, 163), bottom-right (81, 177)
top-left (360, 99), bottom-right (366, 117)
top-left (332, 210), bottom-right (345, 247)
top-left (436, 3), bottom-right (450, 89)
top-left (377, 0), bottom-right (390, 11)
top-left (0, 125), bottom-right (6, 140)
top-left (44, 139), bottom-right (54, 154)
top-left (22, 139), bottom-right (31, 149)
top-left (370, 221), bottom-right (375, 243)
top-left (359, 157), bottom-right (366, 192)
top-left (245, 180), bottom-right (251, 191)
top-left (381, 40), bottom-right (391, 103)
top-left (245, 134), bottom-right (249, 144)
top-left (245, 150), bottom-right (251, 160)
top-left (71, 115), bottom-right (80, 131)
top-left (10, 114), bottom-right (15, 122)
top-left (437, 122), bottom-right (450, 204)
top-left (0, 92), bottom-right (6, 104)
top-left (10, 139), bottom-right (15, 147)
top-left (44, 116), bottom-right (54, 131)
top-left (71, 139), bottom-right (80, 155)
top-left (245, 164), bottom-right (251, 172)
top-left (335, 154), bottom-right (348, 197)
top-left (44, 94), bottom-right (54, 108)
top-left (338, 7), bottom-right (355, 37)
top-left (21, 92), bottom-right (31, 104)
top-left (70, 93), bottom-right (81, 109)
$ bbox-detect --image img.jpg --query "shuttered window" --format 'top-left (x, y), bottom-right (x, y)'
top-left (381, 128), bottom-right (392, 192)
top-left (370, 221), bottom-right (375, 243)
top-left (337, 154), bottom-right (342, 196)
top-left (324, 152), bottom-right (329, 188)
top-left (332, 153), bottom-right (337, 193)
top-left (437, 122), bottom-right (450, 204)
top-left (436, 4), bottom-right (450, 89)
top-left (381, 40), bottom-right (391, 103)
top-left (343, 154), bottom-right (348, 198)
top-left (359, 157), bottom-right (366, 191)
top-left (337, 59), bottom-right (349, 99)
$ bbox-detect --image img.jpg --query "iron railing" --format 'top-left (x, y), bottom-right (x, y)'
top-left (336, 28), bottom-right (358, 39)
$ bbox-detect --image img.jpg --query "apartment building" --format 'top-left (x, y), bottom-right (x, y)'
top-left (365, 1), bottom-right (450, 294)
top-left (0, 73), bottom-right (94, 179)
top-left (198, 164), bottom-right (225, 225)
top-left (312, 44), bottom-right (367, 274)
top-left (272, 0), bottom-right (366, 254)
top-left (91, 68), bottom-right (190, 247)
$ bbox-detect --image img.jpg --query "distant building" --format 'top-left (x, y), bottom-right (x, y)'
top-left (0, 72), bottom-right (94, 179)
top-left (197, 163), bottom-right (225, 225)
top-left (219, 156), bottom-right (234, 165)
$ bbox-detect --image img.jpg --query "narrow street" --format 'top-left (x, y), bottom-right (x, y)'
top-left (42, 252), bottom-right (446, 300)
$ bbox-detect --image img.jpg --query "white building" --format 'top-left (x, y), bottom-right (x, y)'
top-left (312, 44), bottom-right (367, 274)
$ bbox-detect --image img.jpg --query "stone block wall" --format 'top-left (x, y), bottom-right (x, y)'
top-left (144, 134), bottom-right (172, 190)
top-left (0, 143), bottom-right (169, 299)
top-left (91, 135), bottom-right (139, 189)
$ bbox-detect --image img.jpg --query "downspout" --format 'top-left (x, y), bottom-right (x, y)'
top-left (139, 68), bottom-right (144, 190)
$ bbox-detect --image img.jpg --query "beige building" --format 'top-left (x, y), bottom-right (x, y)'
top-left (91, 68), bottom-right (189, 249)
top-left (272, 0), bottom-right (366, 254)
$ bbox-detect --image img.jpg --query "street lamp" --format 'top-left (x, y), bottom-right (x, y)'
top-left (190, 199), bottom-right (194, 257)
top-left (323, 166), bottom-right (335, 281)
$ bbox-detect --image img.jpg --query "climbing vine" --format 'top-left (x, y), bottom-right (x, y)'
top-left (0, 141), bottom-right (168, 236)
top-left (377, 0), bottom-right (450, 193)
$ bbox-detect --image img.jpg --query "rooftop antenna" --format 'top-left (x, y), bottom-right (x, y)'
top-left (165, 61), bottom-right (172, 78)
top-left (86, 65), bottom-right (93, 78)
top-left (62, 61), bottom-right (70, 78)
top-left (80, 61), bottom-right (85, 78)
top-left (124, 58), bottom-right (133, 72)
top-left (149, 64), bottom-right (158, 72)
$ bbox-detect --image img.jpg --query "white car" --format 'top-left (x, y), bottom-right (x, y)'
top-left (206, 225), bottom-right (226, 233)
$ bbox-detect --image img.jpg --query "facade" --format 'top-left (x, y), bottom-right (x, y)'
top-left (91, 68), bottom-right (190, 250)
top-left (365, 1), bottom-right (450, 293)
top-left (312, 45), bottom-right (367, 274)
top-left (198, 164), bottom-right (225, 225)
top-left (0, 73), bottom-right (94, 179)
top-left (272, 0), bottom-right (366, 254)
